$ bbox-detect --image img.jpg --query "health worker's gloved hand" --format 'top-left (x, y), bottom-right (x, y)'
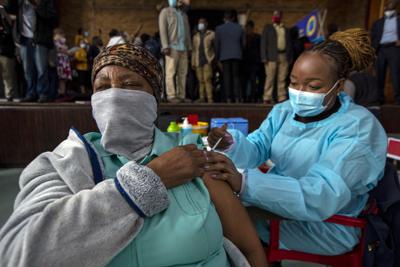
top-left (204, 151), bottom-right (242, 193)
top-left (207, 124), bottom-right (233, 150)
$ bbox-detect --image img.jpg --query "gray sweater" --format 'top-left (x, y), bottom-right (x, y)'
top-left (0, 129), bottom-right (249, 267)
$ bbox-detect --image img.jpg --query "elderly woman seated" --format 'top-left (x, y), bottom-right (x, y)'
top-left (0, 43), bottom-right (268, 267)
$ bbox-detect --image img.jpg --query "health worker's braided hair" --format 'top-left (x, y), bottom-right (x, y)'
top-left (308, 28), bottom-right (375, 79)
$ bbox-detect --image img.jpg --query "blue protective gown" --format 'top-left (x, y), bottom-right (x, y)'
top-left (226, 93), bottom-right (387, 255)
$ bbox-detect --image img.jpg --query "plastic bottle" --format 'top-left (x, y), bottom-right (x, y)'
top-left (180, 117), bottom-right (192, 136)
top-left (167, 121), bottom-right (180, 133)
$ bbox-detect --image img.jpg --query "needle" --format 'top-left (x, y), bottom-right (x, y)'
top-left (211, 137), bottom-right (223, 151)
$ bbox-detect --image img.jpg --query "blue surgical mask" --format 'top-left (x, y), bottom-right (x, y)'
top-left (168, 0), bottom-right (177, 7)
top-left (288, 80), bottom-right (340, 117)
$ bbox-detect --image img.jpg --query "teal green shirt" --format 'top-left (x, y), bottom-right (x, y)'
top-left (84, 129), bottom-right (230, 267)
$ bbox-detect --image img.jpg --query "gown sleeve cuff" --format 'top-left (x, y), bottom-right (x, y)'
top-left (116, 161), bottom-right (170, 217)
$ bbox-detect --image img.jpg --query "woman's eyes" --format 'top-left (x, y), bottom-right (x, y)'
top-left (289, 82), bottom-right (323, 91)
top-left (123, 81), bottom-right (142, 88)
top-left (94, 84), bottom-right (109, 91)
top-left (309, 85), bottom-right (322, 90)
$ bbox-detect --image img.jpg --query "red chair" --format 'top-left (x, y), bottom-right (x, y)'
top-left (387, 137), bottom-right (400, 161)
top-left (266, 215), bottom-right (367, 267)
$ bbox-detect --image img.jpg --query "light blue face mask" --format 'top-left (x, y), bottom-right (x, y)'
top-left (168, 0), bottom-right (177, 7)
top-left (288, 80), bottom-right (340, 117)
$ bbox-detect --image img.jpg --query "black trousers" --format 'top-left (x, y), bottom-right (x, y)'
top-left (222, 59), bottom-right (241, 102)
top-left (242, 63), bottom-right (261, 102)
top-left (376, 46), bottom-right (400, 103)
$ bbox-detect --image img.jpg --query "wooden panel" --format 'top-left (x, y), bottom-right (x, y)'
top-left (0, 103), bottom-right (399, 167)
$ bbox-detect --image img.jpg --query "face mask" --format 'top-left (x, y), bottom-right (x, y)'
top-left (80, 43), bottom-right (86, 48)
top-left (288, 80), bottom-right (340, 117)
top-left (385, 10), bottom-right (396, 17)
top-left (198, 23), bottom-right (205, 31)
top-left (168, 0), bottom-right (177, 7)
top-left (91, 88), bottom-right (157, 161)
top-left (272, 15), bottom-right (281, 24)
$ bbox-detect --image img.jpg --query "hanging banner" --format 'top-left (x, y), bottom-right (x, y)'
top-left (295, 9), bottom-right (326, 44)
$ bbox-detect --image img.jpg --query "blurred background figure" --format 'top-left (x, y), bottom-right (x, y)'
top-left (88, 36), bottom-right (104, 74)
top-left (159, 0), bottom-right (192, 103)
top-left (5, 0), bottom-right (58, 103)
top-left (53, 28), bottom-right (72, 101)
top-left (74, 40), bottom-right (90, 96)
top-left (107, 29), bottom-right (125, 47)
top-left (192, 17), bottom-right (215, 103)
top-left (242, 20), bottom-right (261, 103)
top-left (0, 5), bottom-right (16, 102)
top-left (371, 0), bottom-right (400, 105)
top-left (75, 27), bottom-right (84, 46)
top-left (344, 65), bottom-right (382, 119)
top-left (261, 10), bottom-right (293, 104)
top-left (215, 9), bottom-right (244, 103)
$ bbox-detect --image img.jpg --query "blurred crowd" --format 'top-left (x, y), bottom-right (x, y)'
top-left (0, 0), bottom-right (399, 106)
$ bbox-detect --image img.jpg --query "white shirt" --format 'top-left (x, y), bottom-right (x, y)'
top-left (21, 0), bottom-right (36, 38)
top-left (380, 14), bottom-right (399, 44)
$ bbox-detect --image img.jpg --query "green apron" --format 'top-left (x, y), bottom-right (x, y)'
top-left (83, 129), bottom-right (230, 267)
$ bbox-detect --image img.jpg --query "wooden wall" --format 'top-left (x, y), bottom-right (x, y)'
top-left (0, 103), bottom-right (399, 167)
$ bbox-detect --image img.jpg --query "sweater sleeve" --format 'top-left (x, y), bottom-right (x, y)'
top-left (0, 132), bottom-right (169, 267)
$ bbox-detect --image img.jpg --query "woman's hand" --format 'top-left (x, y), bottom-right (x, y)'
top-left (207, 124), bottom-right (233, 150)
top-left (205, 151), bottom-right (242, 193)
top-left (147, 145), bottom-right (207, 189)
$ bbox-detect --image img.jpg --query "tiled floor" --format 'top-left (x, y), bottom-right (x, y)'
top-left (0, 168), bottom-right (22, 228)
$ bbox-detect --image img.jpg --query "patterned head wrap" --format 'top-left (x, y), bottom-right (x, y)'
top-left (92, 43), bottom-right (163, 100)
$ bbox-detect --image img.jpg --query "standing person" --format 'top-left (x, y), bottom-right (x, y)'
top-left (0, 6), bottom-right (16, 102)
top-left (159, 0), bottom-right (192, 103)
top-left (5, 0), bottom-right (58, 103)
top-left (192, 17), bottom-right (215, 103)
top-left (88, 36), bottom-right (103, 73)
top-left (54, 28), bottom-right (72, 100)
top-left (107, 29), bottom-right (125, 47)
top-left (242, 20), bottom-right (261, 103)
top-left (215, 10), bottom-right (244, 103)
top-left (371, 0), bottom-right (400, 105)
top-left (74, 40), bottom-right (89, 95)
top-left (75, 28), bottom-right (84, 47)
top-left (261, 10), bottom-right (293, 104)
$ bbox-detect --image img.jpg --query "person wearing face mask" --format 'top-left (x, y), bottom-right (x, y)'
top-left (371, 0), bottom-right (400, 105)
top-left (208, 29), bottom-right (387, 255)
top-left (159, 0), bottom-right (192, 103)
top-left (192, 17), bottom-right (215, 103)
top-left (260, 10), bottom-right (293, 104)
top-left (0, 43), bottom-right (269, 267)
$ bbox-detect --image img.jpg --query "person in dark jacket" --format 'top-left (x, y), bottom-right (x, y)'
top-left (5, 0), bottom-right (58, 103)
top-left (88, 36), bottom-right (103, 73)
top-left (371, 0), bottom-right (400, 105)
top-left (0, 6), bottom-right (16, 102)
top-left (215, 10), bottom-right (244, 103)
top-left (242, 20), bottom-right (262, 103)
top-left (260, 10), bottom-right (293, 104)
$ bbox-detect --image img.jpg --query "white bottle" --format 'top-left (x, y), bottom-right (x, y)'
top-left (181, 117), bottom-right (192, 136)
